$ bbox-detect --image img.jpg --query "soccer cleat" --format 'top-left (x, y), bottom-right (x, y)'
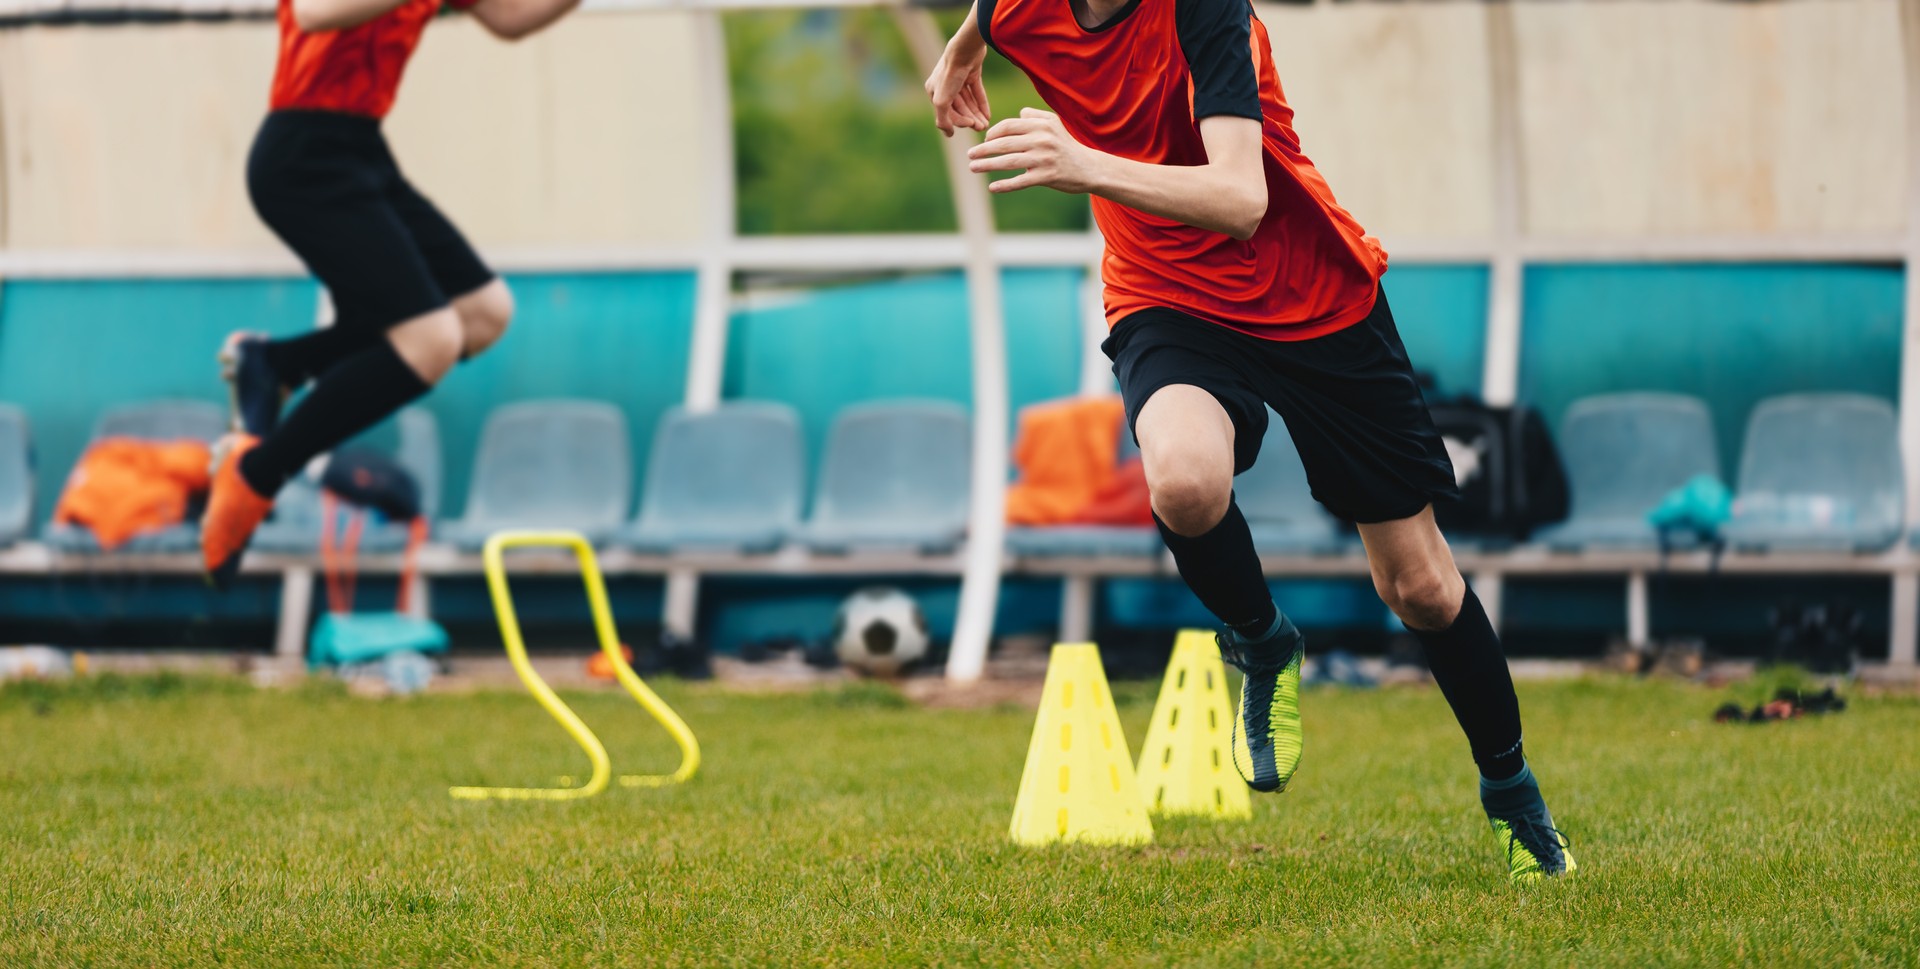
top-left (201, 434), bottom-right (275, 591)
top-left (219, 331), bottom-right (288, 436)
top-left (1482, 769), bottom-right (1577, 884)
top-left (1217, 615), bottom-right (1305, 793)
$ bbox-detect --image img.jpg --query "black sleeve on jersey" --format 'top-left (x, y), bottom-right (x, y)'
top-left (976, 0), bottom-right (999, 54)
top-left (1175, 0), bottom-right (1261, 122)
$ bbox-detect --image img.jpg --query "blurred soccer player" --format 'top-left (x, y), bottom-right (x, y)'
top-left (201, 0), bottom-right (580, 588)
top-left (926, 0), bottom-right (1574, 882)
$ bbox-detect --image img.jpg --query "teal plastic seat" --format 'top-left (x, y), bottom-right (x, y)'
top-left (44, 399), bottom-right (226, 554)
top-left (0, 405), bottom-right (31, 548)
top-left (1237, 410), bottom-right (1351, 555)
top-left (254, 408), bottom-right (443, 554)
top-left (439, 400), bottom-right (632, 551)
top-left (801, 400), bottom-right (971, 555)
top-left (1006, 525), bottom-right (1163, 559)
top-left (1533, 393), bottom-right (1721, 552)
top-left (623, 402), bottom-right (805, 555)
top-left (1722, 394), bottom-right (1904, 553)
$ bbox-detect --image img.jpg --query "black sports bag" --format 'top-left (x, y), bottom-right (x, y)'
top-left (1426, 397), bottom-right (1570, 542)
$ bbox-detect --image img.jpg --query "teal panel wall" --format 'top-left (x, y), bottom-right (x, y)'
top-left (1518, 264), bottom-right (1905, 474)
top-left (0, 277), bottom-right (319, 521)
top-left (1382, 263), bottom-right (1489, 400)
top-left (426, 272), bottom-right (697, 514)
top-left (723, 269), bottom-right (1084, 463)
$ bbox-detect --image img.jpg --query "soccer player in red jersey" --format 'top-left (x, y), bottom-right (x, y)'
top-left (926, 0), bottom-right (1574, 881)
top-left (201, 0), bottom-right (580, 588)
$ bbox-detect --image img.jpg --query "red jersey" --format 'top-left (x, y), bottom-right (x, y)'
top-left (981, 0), bottom-right (1386, 340)
top-left (268, 0), bottom-right (474, 119)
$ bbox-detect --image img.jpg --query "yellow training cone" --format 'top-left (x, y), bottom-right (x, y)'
top-left (1008, 643), bottom-right (1153, 847)
top-left (1135, 630), bottom-right (1252, 819)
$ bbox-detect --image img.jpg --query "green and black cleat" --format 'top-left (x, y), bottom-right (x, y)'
top-left (1218, 616), bottom-right (1305, 794)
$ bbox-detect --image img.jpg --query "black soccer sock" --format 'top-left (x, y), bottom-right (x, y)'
top-left (1412, 583), bottom-right (1526, 781)
top-left (240, 340), bottom-right (431, 496)
top-left (1155, 496), bottom-right (1278, 638)
top-left (262, 325), bottom-right (382, 387)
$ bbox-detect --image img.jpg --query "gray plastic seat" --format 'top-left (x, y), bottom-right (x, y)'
top-left (800, 400), bottom-right (971, 555)
top-left (1236, 411), bottom-right (1351, 555)
top-left (1721, 394), bottom-right (1904, 553)
top-left (44, 399), bottom-right (226, 554)
top-left (254, 408), bottom-right (443, 554)
top-left (439, 400), bottom-right (631, 552)
top-left (1533, 393), bottom-right (1720, 552)
top-left (623, 402), bottom-right (805, 555)
top-left (0, 405), bottom-right (32, 548)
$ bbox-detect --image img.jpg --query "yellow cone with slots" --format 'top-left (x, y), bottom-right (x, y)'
top-left (1135, 630), bottom-right (1252, 819)
top-left (1008, 643), bottom-right (1153, 846)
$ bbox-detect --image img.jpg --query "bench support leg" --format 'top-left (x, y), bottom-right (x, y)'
top-left (1059, 575), bottom-right (1095, 644)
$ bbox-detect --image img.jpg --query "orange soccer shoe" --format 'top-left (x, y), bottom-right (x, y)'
top-left (202, 433), bottom-right (275, 590)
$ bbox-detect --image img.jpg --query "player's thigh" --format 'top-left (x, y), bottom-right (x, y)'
top-left (1261, 289), bottom-right (1456, 524)
top-left (387, 175), bottom-right (498, 304)
top-left (1135, 384), bottom-right (1238, 493)
top-left (248, 123), bottom-right (449, 335)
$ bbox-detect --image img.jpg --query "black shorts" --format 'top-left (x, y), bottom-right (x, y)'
top-left (1103, 287), bottom-right (1458, 524)
top-left (247, 110), bottom-right (495, 333)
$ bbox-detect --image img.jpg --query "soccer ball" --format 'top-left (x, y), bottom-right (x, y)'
top-left (832, 587), bottom-right (930, 676)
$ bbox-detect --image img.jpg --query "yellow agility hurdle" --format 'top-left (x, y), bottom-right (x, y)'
top-left (449, 530), bottom-right (701, 801)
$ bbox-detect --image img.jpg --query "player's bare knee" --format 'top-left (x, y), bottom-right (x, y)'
top-left (1151, 467), bottom-right (1232, 536)
top-left (457, 281), bottom-right (514, 359)
top-left (1378, 566), bottom-right (1461, 631)
top-left (387, 309), bottom-right (465, 385)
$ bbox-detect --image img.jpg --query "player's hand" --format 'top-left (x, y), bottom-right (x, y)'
top-left (925, 43), bottom-right (991, 138)
top-left (967, 108), bottom-right (1097, 194)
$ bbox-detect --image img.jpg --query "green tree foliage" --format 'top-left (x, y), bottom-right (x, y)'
top-left (726, 9), bottom-right (1091, 235)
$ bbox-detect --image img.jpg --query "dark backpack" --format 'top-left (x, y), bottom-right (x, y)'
top-left (1426, 398), bottom-right (1570, 542)
top-left (320, 447), bottom-right (421, 522)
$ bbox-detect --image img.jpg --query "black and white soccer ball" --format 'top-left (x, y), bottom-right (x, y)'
top-left (832, 587), bottom-right (930, 676)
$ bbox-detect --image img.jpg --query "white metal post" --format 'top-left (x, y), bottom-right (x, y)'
top-left (1059, 574), bottom-right (1095, 644)
top-left (1625, 570), bottom-right (1650, 648)
top-left (1479, 0), bottom-right (1525, 410)
top-left (663, 9), bottom-right (741, 643)
top-left (275, 565), bottom-right (314, 671)
top-left (1891, 0), bottom-right (1920, 668)
top-left (1077, 229), bottom-right (1113, 397)
top-left (896, 8), bottom-right (1010, 682)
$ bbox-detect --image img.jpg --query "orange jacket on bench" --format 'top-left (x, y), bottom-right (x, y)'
top-left (54, 438), bottom-right (212, 549)
top-left (1005, 395), bottom-right (1152, 527)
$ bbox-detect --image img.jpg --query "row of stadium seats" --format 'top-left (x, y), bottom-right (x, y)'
top-left (0, 390), bottom-right (1905, 559)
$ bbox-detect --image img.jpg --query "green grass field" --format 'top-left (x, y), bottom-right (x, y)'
top-left (3, 672), bottom-right (1917, 967)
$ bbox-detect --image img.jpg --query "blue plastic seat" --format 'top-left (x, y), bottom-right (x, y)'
top-left (439, 400), bottom-right (632, 552)
top-left (44, 399), bottom-right (226, 554)
top-left (1533, 393), bottom-right (1720, 552)
top-left (1237, 411), bottom-right (1351, 555)
top-left (623, 402), bottom-right (806, 555)
top-left (254, 408), bottom-right (443, 554)
top-left (0, 405), bottom-right (32, 548)
top-left (800, 400), bottom-right (971, 555)
top-left (1721, 394), bottom-right (1904, 553)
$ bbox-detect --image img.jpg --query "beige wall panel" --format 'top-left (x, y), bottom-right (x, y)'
top-left (1257, 2), bottom-right (1496, 242)
top-left (1517, 0), bottom-right (1904, 237)
top-left (0, 23), bottom-right (282, 250)
top-left (384, 10), bottom-right (710, 249)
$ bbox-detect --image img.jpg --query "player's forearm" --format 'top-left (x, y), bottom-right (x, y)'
top-left (1086, 152), bottom-right (1267, 241)
top-left (947, 3), bottom-right (988, 63)
top-left (292, 0), bottom-right (408, 33)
